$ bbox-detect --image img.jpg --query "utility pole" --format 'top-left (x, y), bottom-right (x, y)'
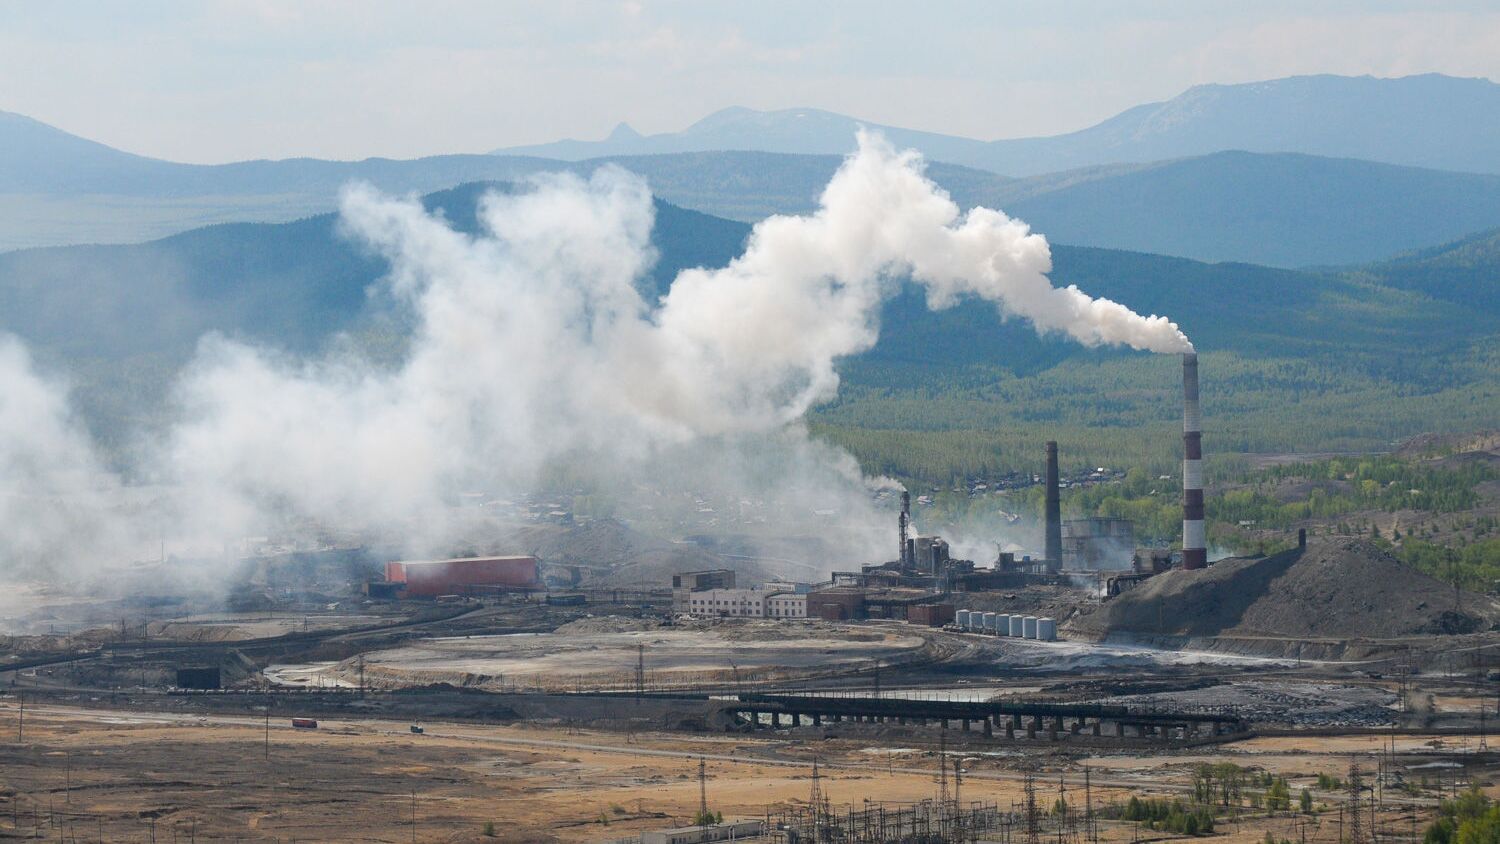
top-left (410, 788), bottom-right (416, 844)
top-left (636, 644), bottom-right (645, 701)
top-left (16, 693), bottom-right (22, 742)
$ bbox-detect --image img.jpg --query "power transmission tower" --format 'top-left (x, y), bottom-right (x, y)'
top-left (809, 758), bottom-right (826, 838)
top-left (1347, 762), bottom-right (1366, 844)
top-left (1085, 765), bottom-right (1096, 844)
top-left (1058, 773), bottom-right (1071, 844)
top-left (1481, 692), bottom-right (1489, 751)
top-left (937, 727), bottom-right (950, 808)
top-left (1024, 772), bottom-right (1040, 844)
top-left (698, 757), bottom-right (708, 823)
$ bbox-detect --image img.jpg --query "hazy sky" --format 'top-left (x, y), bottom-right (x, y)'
top-left (3, 0), bottom-right (1499, 164)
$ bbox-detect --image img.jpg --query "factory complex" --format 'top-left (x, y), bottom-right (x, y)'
top-left (8, 352), bottom-right (1498, 844)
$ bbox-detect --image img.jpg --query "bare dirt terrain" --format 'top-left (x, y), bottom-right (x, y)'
top-left (310, 620), bottom-right (931, 692)
top-left (0, 698), bottom-right (1490, 843)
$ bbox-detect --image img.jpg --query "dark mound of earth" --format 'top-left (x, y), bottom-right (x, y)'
top-left (1069, 538), bottom-right (1498, 640)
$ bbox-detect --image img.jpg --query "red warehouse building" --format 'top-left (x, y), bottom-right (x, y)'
top-left (385, 556), bottom-right (539, 597)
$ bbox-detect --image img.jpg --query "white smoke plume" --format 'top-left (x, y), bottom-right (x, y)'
top-left (0, 337), bottom-right (136, 576)
top-left (2, 131), bottom-right (1192, 589)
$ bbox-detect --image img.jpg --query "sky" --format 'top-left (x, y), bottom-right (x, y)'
top-left (2, 0), bottom-right (1499, 164)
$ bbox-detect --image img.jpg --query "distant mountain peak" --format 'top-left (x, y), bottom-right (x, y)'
top-left (606, 122), bottom-right (641, 142)
top-left (491, 73), bottom-right (1500, 176)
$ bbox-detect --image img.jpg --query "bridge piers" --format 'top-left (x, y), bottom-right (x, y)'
top-left (725, 695), bottom-right (1244, 745)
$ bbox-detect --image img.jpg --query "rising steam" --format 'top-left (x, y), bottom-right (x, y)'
top-left (0, 132), bottom-right (1191, 585)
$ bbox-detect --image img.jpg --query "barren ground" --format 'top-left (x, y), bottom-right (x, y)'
top-left (0, 700), bottom-right (1488, 843)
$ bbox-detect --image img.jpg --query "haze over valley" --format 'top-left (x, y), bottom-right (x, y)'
top-left (3, 6), bottom-right (1500, 842)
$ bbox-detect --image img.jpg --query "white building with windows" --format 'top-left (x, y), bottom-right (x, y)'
top-left (765, 591), bottom-right (808, 619)
top-left (686, 588), bottom-right (765, 618)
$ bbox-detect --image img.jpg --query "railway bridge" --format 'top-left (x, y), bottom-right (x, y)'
top-left (724, 693), bottom-right (1248, 744)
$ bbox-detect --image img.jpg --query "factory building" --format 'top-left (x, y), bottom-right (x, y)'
top-left (682, 587), bottom-right (812, 619)
top-left (907, 603), bottom-right (955, 627)
top-left (1061, 517), bottom-right (1137, 570)
top-left (384, 556), bottom-right (538, 597)
top-left (672, 569), bottom-right (736, 613)
top-left (765, 592), bottom-right (808, 618)
top-left (686, 588), bottom-right (765, 618)
top-left (912, 536), bottom-right (951, 573)
top-left (808, 588), bottom-right (867, 621)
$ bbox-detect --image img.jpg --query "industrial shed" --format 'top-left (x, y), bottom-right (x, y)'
top-left (385, 556), bottom-right (539, 597)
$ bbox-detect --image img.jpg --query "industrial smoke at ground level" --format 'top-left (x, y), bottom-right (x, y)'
top-left (0, 131), bottom-right (1191, 590)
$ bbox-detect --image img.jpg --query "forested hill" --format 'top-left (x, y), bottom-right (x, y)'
top-left (0, 182), bottom-right (1494, 481)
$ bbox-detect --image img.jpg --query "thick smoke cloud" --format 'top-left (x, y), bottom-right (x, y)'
top-left (0, 338), bottom-right (133, 576)
top-left (1, 132), bottom-right (1190, 585)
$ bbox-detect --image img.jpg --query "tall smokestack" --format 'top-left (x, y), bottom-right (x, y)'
top-left (1182, 353), bottom-right (1207, 570)
top-left (899, 490), bottom-right (911, 568)
top-left (1045, 441), bottom-right (1062, 572)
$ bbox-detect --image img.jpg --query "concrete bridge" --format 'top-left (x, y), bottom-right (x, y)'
top-left (724, 693), bottom-right (1248, 744)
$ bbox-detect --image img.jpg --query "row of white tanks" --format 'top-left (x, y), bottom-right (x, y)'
top-left (954, 609), bottom-right (1057, 641)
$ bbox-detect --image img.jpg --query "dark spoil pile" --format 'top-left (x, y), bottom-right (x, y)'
top-left (1069, 538), bottom-right (1498, 640)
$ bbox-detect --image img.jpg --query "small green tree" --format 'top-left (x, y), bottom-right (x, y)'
top-left (1300, 789), bottom-right (1313, 813)
top-left (1267, 777), bottom-right (1291, 812)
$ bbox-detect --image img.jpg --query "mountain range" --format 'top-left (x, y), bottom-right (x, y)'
top-left (5, 131), bottom-right (1500, 268)
top-left (494, 74), bottom-right (1500, 176)
top-left (4, 73), bottom-right (1500, 268)
top-left (2, 182), bottom-right (1495, 475)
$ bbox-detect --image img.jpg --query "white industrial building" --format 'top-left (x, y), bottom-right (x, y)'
top-left (686, 588), bottom-right (765, 618)
top-left (765, 591), bottom-right (807, 619)
top-left (682, 587), bottom-right (810, 619)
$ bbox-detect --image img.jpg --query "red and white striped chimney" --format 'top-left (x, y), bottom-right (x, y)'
top-left (1182, 352), bottom-right (1207, 570)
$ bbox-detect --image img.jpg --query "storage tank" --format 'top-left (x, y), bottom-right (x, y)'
top-left (956, 609), bottom-right (970, 630)
top-left (1022, 616), bottom-right (1039, 639)
top-left (1008, 615), bottom-right (1024, 637)
top-left (982, 612), bottom-right (997, 633)
top-left (1037, 618), bottom-right (1058, 641)
top-left (995, 614), bottom-right (1012, 636)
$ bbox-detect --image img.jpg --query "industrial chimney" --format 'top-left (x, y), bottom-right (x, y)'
top-left (899, 490), bottom-right (912, 569)
top-left (1182, 353), bottom-right (1207, 570)
top-left (1044, 441), bottom-right (1062, 572)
